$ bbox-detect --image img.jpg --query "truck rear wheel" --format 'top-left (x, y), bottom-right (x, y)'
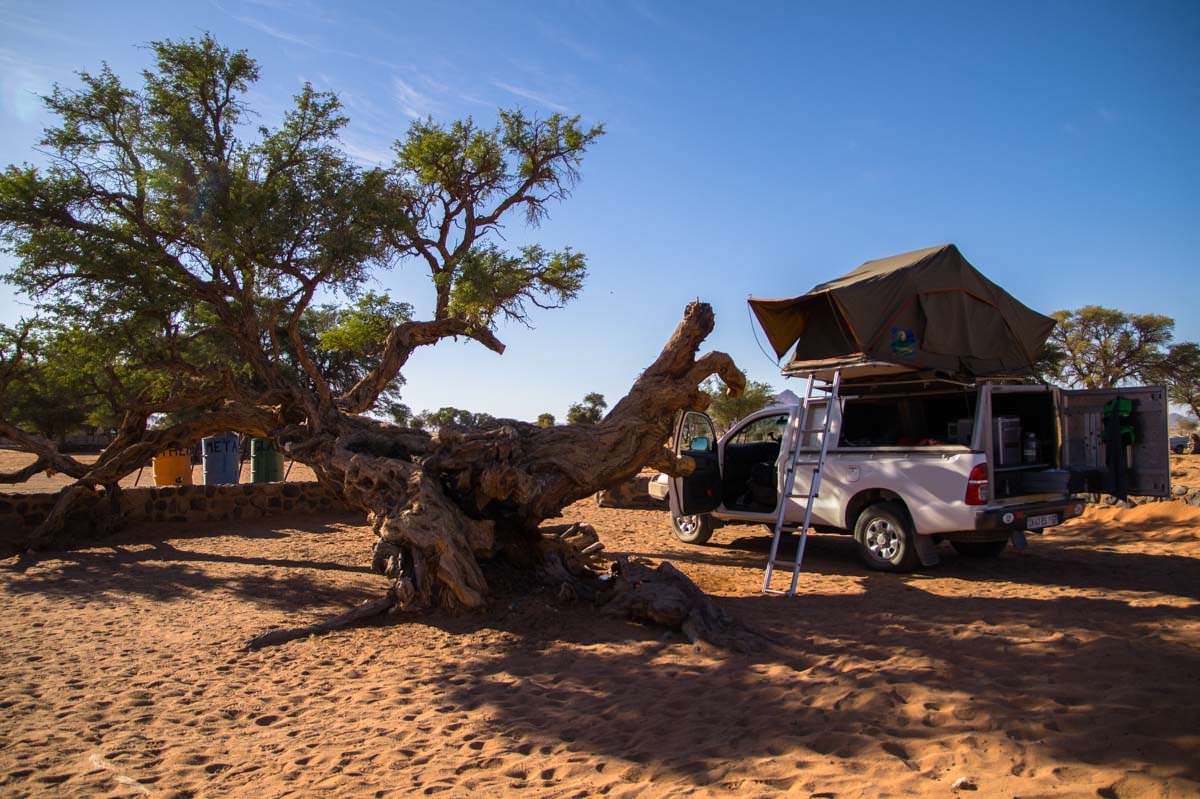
top-left (671, 513), bottom-right (714, 545)
top-left (951, 540), bottom-right (1008, 558)
top-left (854, 502), bottom-right (919, 572)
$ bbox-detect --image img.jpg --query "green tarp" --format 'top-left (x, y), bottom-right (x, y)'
top-left (748, 244), bottom-right (1055, 378)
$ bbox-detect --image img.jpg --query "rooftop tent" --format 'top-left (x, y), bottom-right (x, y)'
top-left (748, 244), bottom-right (1056, 379)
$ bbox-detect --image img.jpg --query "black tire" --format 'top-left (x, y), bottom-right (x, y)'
top-left (853, 502), bottom-right (919, 572)
top-left (671, 513), bottom-right (715, 545)
top-left (951, 539), bottom-right (1009, 558)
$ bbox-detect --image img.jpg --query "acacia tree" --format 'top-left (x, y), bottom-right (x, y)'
top-left (701, 377), bottom-right (775, 432)
top-left (1044, 306), bottom-right (1175, 388)
top-left (0, 36), bottom-right (751, 645)
top-left (566, 392), bottom-right (607, 424)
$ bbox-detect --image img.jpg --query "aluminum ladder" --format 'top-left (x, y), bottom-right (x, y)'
top-left (762, 370), bottom-right (842, 596)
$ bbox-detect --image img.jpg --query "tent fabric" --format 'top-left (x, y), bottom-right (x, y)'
top-left (749, 244), bottom-right (1056, 378)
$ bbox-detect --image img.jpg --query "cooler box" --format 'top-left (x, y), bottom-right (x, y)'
top-left (993, 416), bottom-right (1022, 466)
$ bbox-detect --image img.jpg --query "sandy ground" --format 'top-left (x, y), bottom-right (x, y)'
top-left (1, 465), bottom-right (1198, 797)
top-left (0, 449), bottom-right (317, 493)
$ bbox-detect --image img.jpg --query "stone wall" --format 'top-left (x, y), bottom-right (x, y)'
top-left (0, 482), bottom-right (351, 551)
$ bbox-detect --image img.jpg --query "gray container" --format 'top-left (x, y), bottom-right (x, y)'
top-left (202, 432), bottom-right (240, 485)
top-left (993, 416), bottom-right (1022, 466)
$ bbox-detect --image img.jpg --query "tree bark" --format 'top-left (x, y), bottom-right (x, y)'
top-left (10, 300), bottom-right (763, 649)
top-left (306, 301), bottom-right (745, 615)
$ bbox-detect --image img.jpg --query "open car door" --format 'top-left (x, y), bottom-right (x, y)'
top-left (669, 411), bottom-right (723, 516)
top-left (1061, 386), bottom-right (1171, 497)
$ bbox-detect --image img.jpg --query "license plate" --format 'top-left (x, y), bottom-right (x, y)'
top-left (1027, 513), bottom-right (1058, 529)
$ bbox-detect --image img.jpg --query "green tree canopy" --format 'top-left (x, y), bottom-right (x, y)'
top-left (701, 377), bottom-right (775, 432)
top-left (566, 392), bottom-right (606, 425)
top-left (1150, 342), bottom-right (1200, 421)
top-left (1043, 306), bottom-right (1175, 389)
top-left (415, 407), bottom-right (496, 431)
top-left (0, 33), bottom-right (602, 464)
top-left (536, 413), bottom-right (555, 427)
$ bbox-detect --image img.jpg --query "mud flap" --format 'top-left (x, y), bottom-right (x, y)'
top-left (914, 534), bottom-right (940, 567)
top-left (1010, 530), bottom-right (1028, 550)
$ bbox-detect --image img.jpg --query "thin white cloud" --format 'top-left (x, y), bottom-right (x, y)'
top-left (232, 14), bottom-right (314, 47)
top-left (458, 93), bottom-right (493, 108)
top-left (537, 21), bottom-right (600, 62)
top-left (491, 81), bottom-right (570, 113)
top-left (341, 138), bottom-right (394, 166)
top-left (393, 78), bottom-right (433, 119)
top-left (0, 48), bottom-right (51, 123)
top-left (628, 0), bottom-right (704, 42)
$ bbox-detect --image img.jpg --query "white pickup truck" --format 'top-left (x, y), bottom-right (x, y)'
top-left (652, 378), bottom-right (1170, 570)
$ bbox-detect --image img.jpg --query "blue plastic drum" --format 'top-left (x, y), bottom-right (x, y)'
top-left (202, 432), bottom-right (241, 485)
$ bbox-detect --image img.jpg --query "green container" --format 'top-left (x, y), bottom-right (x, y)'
top-left (250, 438), bottom-right (285, 483)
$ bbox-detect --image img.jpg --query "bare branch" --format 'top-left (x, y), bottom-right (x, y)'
top-left (338, 318), bottom-right (506, 414)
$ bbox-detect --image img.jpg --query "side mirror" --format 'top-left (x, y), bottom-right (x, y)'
top-left (689, 437), bottom-right (710, 451)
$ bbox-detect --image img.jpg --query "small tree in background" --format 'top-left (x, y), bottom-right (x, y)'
top-left (536, 413), bottom-right (555, 427)
top-left (566, 392), bottom-right (607, 424)
top-left (415, 407), bottom-right (497, 431)
top-left (702, 377), bottom-right (775, 432)
top-left (1044, 306), bottom-right (1175, 388)
top-left (1151, 342), bottom-right (1200, 422)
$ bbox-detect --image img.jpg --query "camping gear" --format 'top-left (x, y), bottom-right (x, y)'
top-left (993, 416), bottom-right (1022, 466)
top-left (202, 432), bottom-right (240, 485)
top-left (762, 370), bottom-right (842, 597)
top-left (152, 447), bottom-right (193, 486)
top-left (748, 244), bottom-right (1056, 380)
top-left (1023, 432), bottom-right (1041, 464)
top-left (250, 438), bottom-right (285, 483)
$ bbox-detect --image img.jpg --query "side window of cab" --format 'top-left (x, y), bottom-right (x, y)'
top-left (729, 414), bottom-right (789, 446)
top-left (679, 413), bottom-right (715, 452)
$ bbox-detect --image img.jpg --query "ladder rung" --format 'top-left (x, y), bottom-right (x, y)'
top-left (763, 368), bottom-right (840, 596)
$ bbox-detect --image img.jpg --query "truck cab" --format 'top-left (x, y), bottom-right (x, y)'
top-left (662, 378), bottom-right (1170, 570)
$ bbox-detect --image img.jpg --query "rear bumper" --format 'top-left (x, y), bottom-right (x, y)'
top-left (974, 497), bottom-right (1086, 533)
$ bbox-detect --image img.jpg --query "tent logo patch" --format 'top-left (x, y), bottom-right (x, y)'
top-left (891, 327), bottom-right (916, 356)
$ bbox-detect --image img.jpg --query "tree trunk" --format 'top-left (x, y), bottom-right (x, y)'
top-left (303, 301), bottom-right (744, 615)
top-left (9, 301), bottom-right (764, 649)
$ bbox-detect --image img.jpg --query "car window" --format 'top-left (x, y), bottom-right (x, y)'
top-left (679, 413), bottom-right (716, 453)
top-left (729, 414), bottom-right (789, 445)
top-left (801, 404), bottom-right (827, 449)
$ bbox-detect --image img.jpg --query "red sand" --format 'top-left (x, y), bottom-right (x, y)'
top-left (1, 486), bottom-right (1198, 797)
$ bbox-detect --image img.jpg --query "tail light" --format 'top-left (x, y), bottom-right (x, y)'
top-left (965, 462), bottom-right (989, 505)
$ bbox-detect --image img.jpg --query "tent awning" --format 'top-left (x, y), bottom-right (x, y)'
top-left (749, 244), bottom-right (1055, 379)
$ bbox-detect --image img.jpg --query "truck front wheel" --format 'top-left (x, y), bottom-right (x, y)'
top-left (854, 502), bottom-right (919, 572)
top-left (671, 513), bottom-right (714, 545)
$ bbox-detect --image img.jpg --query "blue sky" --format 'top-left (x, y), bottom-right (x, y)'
top-left (2, 0), bottom-right (1198, 421)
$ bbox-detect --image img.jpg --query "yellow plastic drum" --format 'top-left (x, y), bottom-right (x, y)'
top-left (152, 447), bottom-right (193, 486)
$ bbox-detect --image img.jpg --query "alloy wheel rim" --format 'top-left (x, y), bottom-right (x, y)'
top-left (865, 518), bottom-right (900, 560)
top-left (676, 515), bottom-right (698, 534)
